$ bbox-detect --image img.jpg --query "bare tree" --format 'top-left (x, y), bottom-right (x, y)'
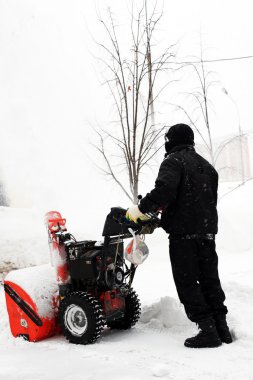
top-left (169, 46), bottom-right (248, 184)
top-left (169, 58), bottom-right (249, 185)
top-left (93, 2), bottom-right (177, 203)
top-left (174, 45), bottom-right (219, 166)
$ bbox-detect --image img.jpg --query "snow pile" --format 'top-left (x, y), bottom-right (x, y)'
top-left (151, 364), bottom-right (171, 378)
top-left (223, 280), bottom-right (253, 341)
top-left (140, 296), bottom-right (190, 331)
top-left (5, 264), bottom-right (58, 318)
top-left (0, 207), bottom-right (49, 272)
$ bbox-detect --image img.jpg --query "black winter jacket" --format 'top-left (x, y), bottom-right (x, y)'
top-left (139, 145), bottom-right (218, 234)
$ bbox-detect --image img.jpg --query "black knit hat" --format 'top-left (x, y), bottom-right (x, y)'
top-left (165, 124), bottom-right (194, 154)
top-left (166, 123), bottom-right (194, 144)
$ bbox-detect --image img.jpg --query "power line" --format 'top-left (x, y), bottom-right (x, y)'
top-left (172, 55), bottom-right (253, 64)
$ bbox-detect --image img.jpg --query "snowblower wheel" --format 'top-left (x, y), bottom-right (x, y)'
top-left (107, 288), bottom-right (141, 330)
top-left (59, 291), bottom-right (105, 345)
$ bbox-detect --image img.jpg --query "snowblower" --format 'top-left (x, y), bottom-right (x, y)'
top-left (4, 206), bottom-right (159, 344)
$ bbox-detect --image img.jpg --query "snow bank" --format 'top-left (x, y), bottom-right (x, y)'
top-left (0, 207), bottom-right (49, 271)
top-left (140, 296), bottom-right (190, 330)
top-left (5, 264), bottom-right (58, 318)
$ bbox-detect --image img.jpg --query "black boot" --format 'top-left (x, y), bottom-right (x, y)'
top-left (184, 319), bottom-right (222, 348)
top-left (214, 314), bottom-right (233, 344)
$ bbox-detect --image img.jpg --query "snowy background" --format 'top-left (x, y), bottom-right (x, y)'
top-left (1, 0), bottom-right (253, 379)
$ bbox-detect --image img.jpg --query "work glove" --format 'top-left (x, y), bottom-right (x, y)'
top-left (126, 205), bottom-right (150, 224)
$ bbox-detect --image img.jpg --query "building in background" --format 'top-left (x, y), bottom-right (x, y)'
top-left (196, 134), bottom-right (252, 182)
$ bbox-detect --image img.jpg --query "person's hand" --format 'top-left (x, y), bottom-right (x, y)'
top-left (126, 205), bottom-right (150, 223)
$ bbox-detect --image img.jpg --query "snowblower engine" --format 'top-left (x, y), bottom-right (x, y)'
top-left (63, 238), bottom-right (125, 290)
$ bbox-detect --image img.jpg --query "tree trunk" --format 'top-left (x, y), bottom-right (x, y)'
top-left (133, 180), bottom-right (139, 205)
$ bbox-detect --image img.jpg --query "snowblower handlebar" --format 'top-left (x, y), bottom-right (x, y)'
top-left (102, 207), bottom-right (160, 238)
top-left (121, 212), bottom-right (160, 227)
top-left (126, 212), bottom-right (160, 236)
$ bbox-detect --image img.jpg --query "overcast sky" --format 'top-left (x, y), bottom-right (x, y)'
top-left (0, 0), bottom-right (252, 227)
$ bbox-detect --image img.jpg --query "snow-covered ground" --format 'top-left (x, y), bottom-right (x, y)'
top-left (1, 181), bottom-right (253, 380)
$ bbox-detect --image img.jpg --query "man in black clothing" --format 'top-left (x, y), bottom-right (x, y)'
top-left (126, 124), bottom-right (232, 348)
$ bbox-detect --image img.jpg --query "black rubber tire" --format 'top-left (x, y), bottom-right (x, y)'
top-left (59, 291), bottom-right (105, 345)
top-left (107, 288), bottom-right (141, 330)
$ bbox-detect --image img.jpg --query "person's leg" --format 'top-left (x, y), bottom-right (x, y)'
top-left (197, 239), bottom-right (232, 343)
top-left (169, 238), bottom-right (213, 322)
top-left (197, 239), bottom-right (227, 316)
top-left (169, 238), bottom-right (221, 348)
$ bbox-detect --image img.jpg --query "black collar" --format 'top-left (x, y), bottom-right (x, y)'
top-left (167, 144), bottom-right (195, 155)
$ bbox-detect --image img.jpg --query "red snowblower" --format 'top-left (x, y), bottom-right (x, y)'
top-left (4, 207), bottom-right (159, 344)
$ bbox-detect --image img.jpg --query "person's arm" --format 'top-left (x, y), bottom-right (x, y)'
top-left (139, 156), bottom-right (182, 214)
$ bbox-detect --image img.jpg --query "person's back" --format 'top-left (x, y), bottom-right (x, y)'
top-left (160, 146), bottom-right (218, 235)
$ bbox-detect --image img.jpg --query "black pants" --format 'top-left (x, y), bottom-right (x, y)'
top-left (169, 237), bottom-right (228, 323)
